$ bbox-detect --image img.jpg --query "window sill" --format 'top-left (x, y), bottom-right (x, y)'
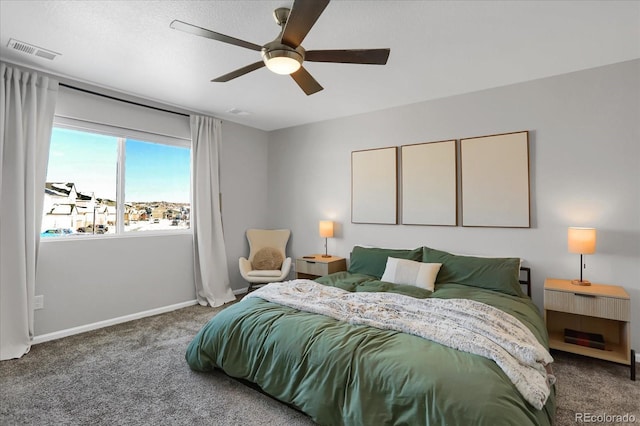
top-left (39, 230), bottom-right (193, 242)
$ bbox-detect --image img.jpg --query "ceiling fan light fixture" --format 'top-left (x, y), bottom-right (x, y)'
top-left (262, 49), bottom-right (302, 75)
top-left (172, 0), bottom-right (389, 95)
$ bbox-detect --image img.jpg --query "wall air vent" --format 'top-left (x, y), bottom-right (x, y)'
top-left (7, 38), bottom-right (60, 60)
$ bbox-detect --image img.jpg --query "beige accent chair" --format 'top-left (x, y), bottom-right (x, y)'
top-left (239, 229), bottom-right (292, 289)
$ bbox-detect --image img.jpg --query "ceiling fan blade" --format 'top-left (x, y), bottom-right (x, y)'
top-left (290, 66), bottom-right (323, 95)
top-left (306, 49), bottom-right (390, 65)
top-left (211, 61), bottom-right (265, 82)
top-left (170, 20), bottom-right (263, 52)
top-left (281, 0), bottom-right (330, 48)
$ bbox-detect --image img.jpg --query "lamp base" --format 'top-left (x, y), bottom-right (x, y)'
top-left (571, 279), bottom-right (591, 286)
top-left (321, 254), bottom-right (331, 258)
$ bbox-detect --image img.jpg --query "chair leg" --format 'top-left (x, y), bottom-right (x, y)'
top-left (246, 283), bottom-right (268, 293)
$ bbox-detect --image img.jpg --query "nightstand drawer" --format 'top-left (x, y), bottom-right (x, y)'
top-left (296, 259), bottom-right (328, 276)
top-left (544, 289), bottom-right (630, 321)
top-left (295, 255), bottom-right (347, 279)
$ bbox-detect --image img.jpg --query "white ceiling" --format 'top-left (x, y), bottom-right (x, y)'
top-left (1, 1), bottom-right (638, 131)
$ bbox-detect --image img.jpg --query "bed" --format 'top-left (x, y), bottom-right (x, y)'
top-left (186, 245), bottom-right (556, 425)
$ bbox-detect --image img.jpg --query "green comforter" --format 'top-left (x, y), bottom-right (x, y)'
top-left (186, 272), bottom-right (555, 425)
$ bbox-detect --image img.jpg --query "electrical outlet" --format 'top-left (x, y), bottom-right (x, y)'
top-left (34, 295), bottom-right (44, 310)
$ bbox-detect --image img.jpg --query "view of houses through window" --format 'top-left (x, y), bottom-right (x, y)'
top-left (42, 126), bottom-right (191, 238)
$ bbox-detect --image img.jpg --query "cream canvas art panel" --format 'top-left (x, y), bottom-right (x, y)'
top-left (461, 131), bottom-right (530, 227)
top-left (401, 140), bottom-right (457, 226)
top-left (351, 147), bottom-right (397, 224)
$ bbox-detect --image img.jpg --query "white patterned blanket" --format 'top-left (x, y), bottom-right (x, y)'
top-left (245, 279), bottom-right (555, 410)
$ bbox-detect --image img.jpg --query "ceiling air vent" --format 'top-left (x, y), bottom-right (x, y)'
top-left (7, 38), bottom-right (60, 60)
top-left (227, 108), bottom-right (251, 116)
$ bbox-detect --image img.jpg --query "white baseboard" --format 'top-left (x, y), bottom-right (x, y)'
top-left (234, 287), bottom-right (249, 295)
top-left (32, 300), bottom-right (198, 345)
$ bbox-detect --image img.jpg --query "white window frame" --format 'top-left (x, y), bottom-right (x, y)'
top-left (43, 116), bottom-right (192, 240)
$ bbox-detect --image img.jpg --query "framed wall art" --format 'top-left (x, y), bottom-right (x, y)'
top-left (401, 140), bottom-right (457, 226)
top-left (460, 131), bottom-right (530, 227)
top-left (351, 147), bottom-right (398, 224)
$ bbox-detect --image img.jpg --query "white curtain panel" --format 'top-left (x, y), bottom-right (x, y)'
top-left (190, 115), bottom-right (235, 307)
top-left (0, 63), bottom-right (58, 360)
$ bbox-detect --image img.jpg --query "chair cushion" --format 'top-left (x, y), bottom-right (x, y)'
top-left (252, 247), bottom-right (284, 270)
top-left (247, 270), bottom-right (283, 277)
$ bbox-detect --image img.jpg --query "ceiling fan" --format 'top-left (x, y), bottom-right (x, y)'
top-left (170, 0), bottom-right (390, 95)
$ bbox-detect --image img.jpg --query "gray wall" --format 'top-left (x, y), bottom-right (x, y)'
top-left (267, 60), bottom-right (640, 350)
top-left (35, 234), bottom-right (196, 335)
top-left (220, 121), bottom-right (271, 289)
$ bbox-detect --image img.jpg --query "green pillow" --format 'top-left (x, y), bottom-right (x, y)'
top-left (348, 246), bottom-right (422, 279)
top-left (422, 246), bottom-right (523, 297)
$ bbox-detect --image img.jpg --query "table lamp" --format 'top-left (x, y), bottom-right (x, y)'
top-left (319, 220), bottom-right (334, 258)
top-left (568, 227), bottom-right (596, 286)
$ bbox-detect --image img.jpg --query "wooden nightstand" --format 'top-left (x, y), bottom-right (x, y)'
top-left (544, 278), bottom-right (635, 380)
top-left (295, 255), bottom-right (346, 279)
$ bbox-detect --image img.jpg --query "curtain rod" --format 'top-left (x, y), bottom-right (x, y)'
top-left (59, 83), bottom-right (190, 118)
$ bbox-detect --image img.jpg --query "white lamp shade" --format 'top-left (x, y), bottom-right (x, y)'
top-left (568, 227), bottom-right (596, 254)
top-left (319, 220), bottom-right (334, 238)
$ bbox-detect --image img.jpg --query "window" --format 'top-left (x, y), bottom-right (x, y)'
top-left (124, 139), bottom-right (190, 232)
top-left (42, 125), bottom-right (190, 238)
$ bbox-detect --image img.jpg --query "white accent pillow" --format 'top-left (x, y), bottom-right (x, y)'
top-left (381, 257), bottom-right (442, 291)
